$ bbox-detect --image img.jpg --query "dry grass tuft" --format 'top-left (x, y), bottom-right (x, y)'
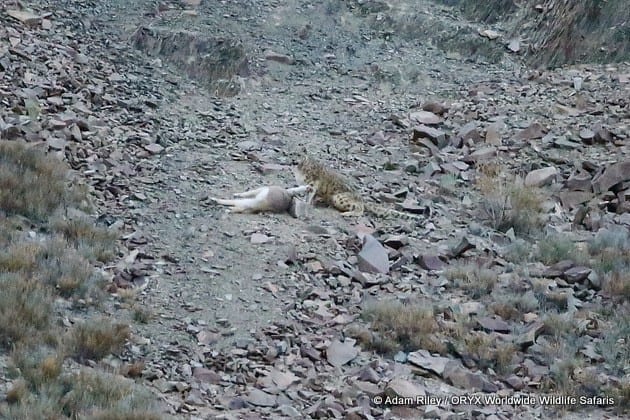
top-left (0, 141), bottom-right (68, 222)
top-left (69, 319), bottom-right (130, 362)
top-left (0, 273), bottom-right (53, 349)
top-left (445, 262), bottom-right (498, 298)
top-left (361, 300), bottom-right (445, 355)
top-left (490, 290), bottom-right (539, 321)
top-left (536, 233), bottom-right (584, 265)
top-left (9, 344), bottom-right (64, 389)
top-left (589, 228), bottom-right (630, 276)
top-left (59, 370), bottom-right (156, 417)
top-left (52, 216), bottom-right (118, 263)
top-left (476, 166), bottom-right (545, 235)
top-left (5, 379), bottom-right (29, 404)
top-left (132, 305), bottom-right (152, 324)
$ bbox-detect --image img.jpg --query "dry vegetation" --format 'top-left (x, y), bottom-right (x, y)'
top-left (475, 163), bottom-right (545, 236)
top-left (0, 141), bottom-right (159, 418)
top-left (356, 300), bottom-right (446, 355)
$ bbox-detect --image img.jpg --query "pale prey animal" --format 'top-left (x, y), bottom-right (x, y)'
top-left (210, 185), bottom-right (310, 213)
top-left (293, 156), bottom-right (424, 220)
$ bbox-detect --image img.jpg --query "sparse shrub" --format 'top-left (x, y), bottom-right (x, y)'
top-left (490, 290), bottom-right (539, 321)
top-left (597, 313), bottom-right (630, 376)
top-left (52, 216), bottom-right (118, 263)
top-left (503, 238), bottom-right (534, 263)
top-left (59, 370), bottom-right (157, 418)
top-left (610, 378), bottom-right (630, 414)
top-left (476, 167), bottom-right (545, 235)
top-left (542, 313), bottom-right (576, 339)
top-left (37, 240), bottom-right (98, 298)
top-left (361, 300), bottom-right (445, 355)
top-left (445, 262), bottom-right (498, 298)
top-left (0, 242), bottom-right (40, 273)
top-left (9, 344), bottom-right (63, 389)
top-left (5, 379), bottom-right (29, 404)
top-left (495, 342), bottom-right (518, 375)
top-left (0, 273), bottom-right (53, 348)
top-left (602, 271), bottom-right (630, 302)
top-left (132, 305), bottom-right (152, 324)
top-left (438, 173), bottom-right (459, 196)
top-left (589, 228), bottom-right (630, 274)
top-left (0, 141), bottom-right (68, 221)
top-left (536, 233), bottom-right (582, 265)
top-left (69, 319), bottom-right (130, 362)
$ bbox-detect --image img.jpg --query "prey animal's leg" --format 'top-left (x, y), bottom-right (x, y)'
top-left (286, 185), bottom-right (310, 195)
top-left (233, 187), bottom-right (266, 198)
top-left (213, 197), bottom-right (263, 213)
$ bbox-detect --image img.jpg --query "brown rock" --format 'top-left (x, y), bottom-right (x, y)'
top-left (443, 363), bottom-right (498, 392)
top-left (558, 191), bottom-right (592, 210)
top-left (411, 125), bottom-right (447, 144)
top-left (459, 122), bottom-right (481, 143)
top-left (524, 166), bottom-right (558, 187)
top-left (193, 367), bottom-right (221, 384)
top-left (7, 10), bottom-right (42, 26)
top-left (476, 316), bottom-right (511, 333)
top-left (357, 235), bottom-right (389, 274)
top-left (565, 171), bottom-right (593, 191)
top-left (265, 50), bottom-right (294, 65)
top-left (326, 339), bottom-right (359, 367)
top-left (516, 321), bottom-right (546, 349)
top-left (516, 122), bottom-right (545, 140)
top-left (409, 110), bottom-right (442, 125)
top-left (407, 350), bottom-right (451, 376)
top-left (485, 122), bottom-right (502, 145)
top-left (417, 255), bottom-right (445, 271)
top-left (463, 146), bottom-right (497, 163)
top-left (562, 266), bottom-right (591, 283)
top-left (385, 378), bottom-right (426, 399)
top-left (246, 388), bottom-right (277, 407)
top-left (422, 102), bottom-right (449, 115)
top-left (592, 160), bottom-right (630, 194)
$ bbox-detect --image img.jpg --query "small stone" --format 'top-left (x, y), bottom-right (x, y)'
top-left (265, 50), bottom-right (294, 65)
top-left (524, 166), bottom-right (557, 187)
top-left (385, 378), bottom-right (426, 399)
top-left (516, 122), bottom-right (545, 140)
top-left (357, 235), bottom-right (389, 274)
top-left (250, 233), bottom-right (271, 244)
top-left (326, 339), bottom-right (359, 367)
top-left (417, 255), bottom-right (445, 271)
top-left (579, 128), bottom-right (595, 143)
top-left (409, 110), bottom-right (442, 125)
top-left (246, 388), bottom-right (277, 407)
top-left (562, 266), bottom-right (591, 283)
top-left (422, 102), bottom-right (449, 115)
top-left (592, 160), bottom-right (630, 194)
top-left (408, 350), bottom-right (451, 376)
top-left (476, 316), bottom-right (511, 333)
top-left (143, 143), bottom-right (164, 154)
